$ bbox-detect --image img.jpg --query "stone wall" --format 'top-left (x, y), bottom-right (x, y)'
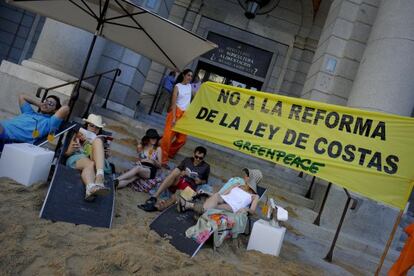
top-left (138, 0), bottom-right (331, 113)
top-left (0, 0), bottom-right (44, 64)
top-left (93, 0), bottom-right (175, 116)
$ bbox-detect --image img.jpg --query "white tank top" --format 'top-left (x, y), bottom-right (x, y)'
top-left (221, 187), bottom-right (252, 213)
top-left (175, 83), bottom-right (192, 111)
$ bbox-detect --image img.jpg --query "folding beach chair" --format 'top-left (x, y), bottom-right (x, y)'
top-left (149, 185), bottom-right (267, 257)
top-left (39, 123), bottom-right (116, 228)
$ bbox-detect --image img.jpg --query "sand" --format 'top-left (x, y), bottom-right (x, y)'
top-left (0, 178), bottom-right (324, 275)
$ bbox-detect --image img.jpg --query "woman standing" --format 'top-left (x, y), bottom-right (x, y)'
top-left (161, 69), bottom-right (193, 167)
top-left (115, 128), bottom-right (162, 189)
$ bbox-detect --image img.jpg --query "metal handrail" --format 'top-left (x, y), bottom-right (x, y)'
top-left (36, 68), bottom-right (122, 118)
top-left (324, 188), bottom-right (358, 262)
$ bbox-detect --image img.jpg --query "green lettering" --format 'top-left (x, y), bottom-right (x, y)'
top-left (283, 154), bottom-right (295, 164)
top-left (309, 162), bottom-right (325, 174)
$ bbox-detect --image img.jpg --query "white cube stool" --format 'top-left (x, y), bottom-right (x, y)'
top-left (247, 219), bottom-right (286, 256)
top-left (0, 143), bottom-right (54, 186)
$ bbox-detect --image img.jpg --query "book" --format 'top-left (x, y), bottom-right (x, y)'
top-left (79, 128), bottom-right (111, 143)
top-left (185, 168), bottom-right (199, 179)
top-left (181, 186), bottom-right (196, 201)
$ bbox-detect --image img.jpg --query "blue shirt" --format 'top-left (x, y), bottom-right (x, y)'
top-left (218, 177), bottom-right (245, 194)
top-left (1, 102), bottom-right (63, 143)
top-left (163, 75), bottom-right (175, 93)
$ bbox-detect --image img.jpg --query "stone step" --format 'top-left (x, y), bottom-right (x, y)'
top-left (136, 110), bottom-right (312, 194)
top-left (285, 216), bottom-right (400, 265)
top-left (138, 111), bottom-right (167, 126)
top-left (93, 105), bottom-right (317, 210)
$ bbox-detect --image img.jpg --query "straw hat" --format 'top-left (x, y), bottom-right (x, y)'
top-left (83, 114), bottom-right (106, 128)
top-left (243, 168), bottom-right (263, 193)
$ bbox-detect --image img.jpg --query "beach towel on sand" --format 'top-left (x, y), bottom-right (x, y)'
top-left (185, 209), bottom-right (248, 247)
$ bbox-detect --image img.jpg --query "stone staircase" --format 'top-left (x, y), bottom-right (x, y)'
top-left (93, 106), bottom-right (316, 207)
top-left (89, 105), bottom-right (401, 273)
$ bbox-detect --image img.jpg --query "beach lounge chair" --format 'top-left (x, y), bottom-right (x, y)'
top-left (149, 185), bottom-right (267, 257)
top-left (0, 121), bottom-right (77, 157)
top-left (34, 120), bottom-right (78, 147)
top-left (39, 123), bottom-right (116, 228)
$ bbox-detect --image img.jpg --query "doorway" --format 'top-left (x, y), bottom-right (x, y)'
top-left (195, 61), bottom-right (263, 91)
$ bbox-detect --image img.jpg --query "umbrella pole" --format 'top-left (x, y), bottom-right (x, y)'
top-left (68, 33), bottom-right (99, 118)
top-left (68, 0), bottom-right (110, 118)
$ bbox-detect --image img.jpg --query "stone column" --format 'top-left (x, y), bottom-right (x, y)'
top-left (347, 0), bottom-right (414, 116)
top-left (302, 0), bottom-right (379, 106)
top-left (29, 18), bottom-right (106, 79)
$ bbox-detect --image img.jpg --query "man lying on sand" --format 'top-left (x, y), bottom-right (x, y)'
top-left (0, 94), bottom-right (69, 151)
top-left (139, 146), bottom-right (210, 212)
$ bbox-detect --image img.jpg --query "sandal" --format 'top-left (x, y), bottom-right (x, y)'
top-left (137, 202), bottom-right (158, 212)
top-left (176, 194), bottom-right (189, 213)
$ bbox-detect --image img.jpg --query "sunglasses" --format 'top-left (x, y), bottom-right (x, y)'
top-left (44, 100), bottom-right (56, 107)
top-left (194, 155), bottom-right (204, 160)
top-left (88, 123), bottom-right (99, 128)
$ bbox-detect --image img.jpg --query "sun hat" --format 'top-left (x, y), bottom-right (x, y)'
top-left (145, 128), bottom-right (161, 139)
top-left (83, 114), bottom-right (106, 128)
top-left (243, 168), bottom-right (263, 193)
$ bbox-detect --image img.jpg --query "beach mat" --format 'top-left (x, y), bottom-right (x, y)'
top-left (150, 204), bottom-right (211, 257)
top-left (40, 164), bottom-right (115, 228)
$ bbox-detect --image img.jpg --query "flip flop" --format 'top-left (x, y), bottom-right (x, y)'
top-left (137, 202), bottom-right (158, 212)
top-left (145, 196), bottom-right (157, 205)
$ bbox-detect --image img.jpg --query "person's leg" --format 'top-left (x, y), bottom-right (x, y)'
top-left (118, 165), bottom-right (151, 181)
top-left (75, 155), bottom-right (109, 200)
top-left (117, 176), bottom-right (138, 188)
top-left (160, 111), bottom-right (176, 165)
top-left (153, 168), bottom-right (181, 198)
top-left (117, 167), bottom-right (150, 188)
top-left (178, 192), bottom-right (224, 214)
top-left (167, 108), bottom-right (186, 158)
top-left (168, 132), bottom-right (187, 159)
top-left (216, 204), bottom-right (233, 212)
top-left (90, 138), bottom-right (105, 184)
top-left (155, 194), bottom-right (177, 211)
top-left (75, 158), bottom-right (96, 186)
top-left (203, 193), bottom-right (225, 210)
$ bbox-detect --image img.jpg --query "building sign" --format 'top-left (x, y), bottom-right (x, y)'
top-left (202, 32), bottom-right (273, 78)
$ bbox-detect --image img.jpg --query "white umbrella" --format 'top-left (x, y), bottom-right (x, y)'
top-left (6, 0), bottom-right (216, 107)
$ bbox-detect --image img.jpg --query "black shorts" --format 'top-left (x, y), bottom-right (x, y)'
top-left (141, 162), bottom-right (157, 179)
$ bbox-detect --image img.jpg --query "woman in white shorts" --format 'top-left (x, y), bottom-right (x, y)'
top-left (178, 168), bottom-right (262, 215)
